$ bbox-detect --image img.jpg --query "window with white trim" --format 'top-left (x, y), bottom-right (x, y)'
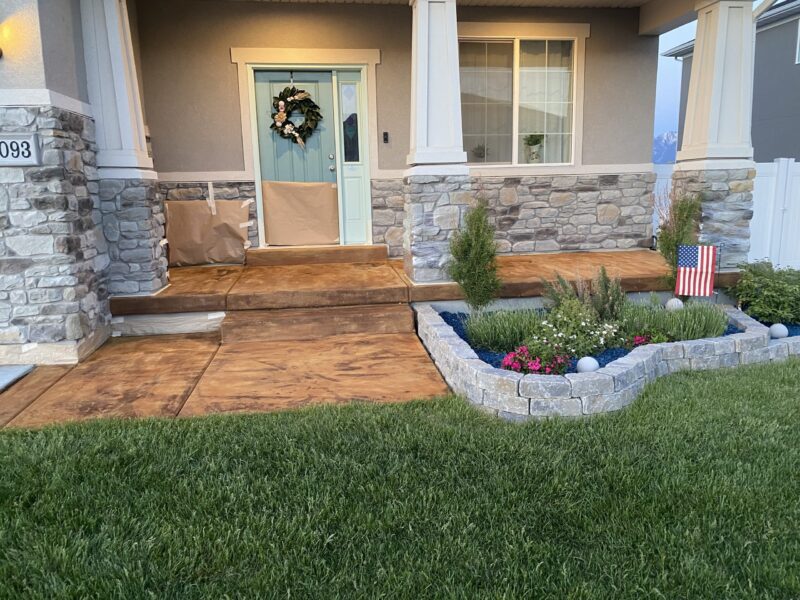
top-left (459, 37), bottom-right (575, 165)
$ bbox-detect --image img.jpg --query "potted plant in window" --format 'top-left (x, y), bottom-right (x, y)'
top-left (472, 144), bottom-right (488, 161)
top-left (523, 134), bottom-right (544, 164)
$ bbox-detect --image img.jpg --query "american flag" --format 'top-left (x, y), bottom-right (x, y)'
top-left (676, 245), bottom-right (717, 297)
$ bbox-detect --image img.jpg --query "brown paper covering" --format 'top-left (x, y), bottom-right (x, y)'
top-left (165, 201), bottom-right (249, 267)
top-left (262, 181), bottom-right (340, 246)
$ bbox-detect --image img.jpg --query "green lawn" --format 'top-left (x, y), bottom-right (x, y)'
top-left (1, 361), bottom-right (799, 598)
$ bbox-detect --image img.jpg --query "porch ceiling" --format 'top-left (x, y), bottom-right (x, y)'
top-left (224, 0), bottom-right (651, 4)
top-left (220, 0), bottom-right (694, 33)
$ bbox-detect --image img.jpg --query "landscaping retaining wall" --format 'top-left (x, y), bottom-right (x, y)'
top-left (415, 304), bottom-right (800, 420)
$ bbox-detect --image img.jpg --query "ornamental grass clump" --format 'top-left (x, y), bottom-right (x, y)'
top-left (731, 261), bottom-right (800, 324)
top-left (542, 267), bottom-right (626, 322)
top-left (465, 309), bottom-right (544, 352)
top-left (618, 300), bottom-right (728, 343)
top-left (448, 200), bottom-right (501, 311)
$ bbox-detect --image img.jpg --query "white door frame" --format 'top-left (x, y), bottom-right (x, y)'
top-left (231, 48), bottom-right (381, 248)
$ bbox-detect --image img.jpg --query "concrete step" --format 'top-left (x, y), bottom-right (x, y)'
top-left (225, 262), bottom-right (408, 310)
top-left (221, 304), bottom-right (415, 343)
top-left (246, 244), bottom-right (388, 267)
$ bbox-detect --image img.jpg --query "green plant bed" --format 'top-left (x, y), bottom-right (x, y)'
top-left (730, 261), bottom-right (800, 325)
top-left (460, 296), bottom-right (730, 375)
top-left (2, 360), bottom-right (800, 597)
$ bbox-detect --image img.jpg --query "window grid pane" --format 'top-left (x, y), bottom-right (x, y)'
top-left (459, 38), bottom-right (575, 165)
top-left (459, 41), bottom-right (513, 164)
top-left (518, 39), bottom-right (574, 164)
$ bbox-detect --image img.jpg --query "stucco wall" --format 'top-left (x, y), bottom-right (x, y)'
top-left (0, 0), bottom-right (87, 102)
top-left (752, 18), bottom-right (800, 161)
top-left (0, 0), bottom-right (47, 91)
top-left (38, 0), bottom-right (88, 104)
top-left (133, 2), bottom-right (657, 174)
top-left (457, 7), bottom-right (657, 166)
top-left (133, 0), bottom-right (412, 173)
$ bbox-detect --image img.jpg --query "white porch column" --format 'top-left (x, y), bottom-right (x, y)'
top-left (677, 0), bottom-right (756, 163)
top-left (406, 0), bottom-right (467, 167)
top-left (404, 0), bottom-right (471, 282)
top-left (673, 0), bottom-right (757, 271)
top-left (81, 0), bottom-right (167, 295)
top-left (81, 0), bottom-right (154, 178)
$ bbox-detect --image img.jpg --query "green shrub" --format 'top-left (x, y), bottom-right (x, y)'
top-left (656, 192), bottom-right (701, 288)
top-left (541, 267), bottom-right (626, 322)
top-left (525, 298), bottom-right (622, 359)
top-left (465, 309), bottom-right (544, 352)
top-left (448, 200), bottom-right (501, 311)
top-left (730, 261), bottom-right (800, 324)
top-left (618, 301), bottom-right (728, 342)
top-left (586, 266), bottom-right (626, 322)
top-left (541, 273), bottom-right (579, 309)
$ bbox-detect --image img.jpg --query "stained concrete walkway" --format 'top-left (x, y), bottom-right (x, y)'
top-left (0, 332), bottom-right (449, 428)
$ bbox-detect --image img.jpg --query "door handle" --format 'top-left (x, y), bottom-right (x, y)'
top-left (329, 165), bottom-right (336, 172)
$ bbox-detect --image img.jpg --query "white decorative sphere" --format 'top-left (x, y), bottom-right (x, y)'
top-left (577, 357), bottom-right (600, 373)
top-left (665, 298), bottom-right (685, 312)
top-left (769, 323), bottom-right (789, 339)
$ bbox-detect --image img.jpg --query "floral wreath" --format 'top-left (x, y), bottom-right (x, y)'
top-left (270, 86), bottom-right (323, 149)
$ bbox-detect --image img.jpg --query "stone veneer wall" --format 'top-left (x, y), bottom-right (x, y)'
top-left (100, 179), bottom-right (168, 295)
top-left (417, 303), bottom-right (799, 420)
top-left (671, 168), bottom-right (755, 270)
top-left (158, 182), bottom-right (260, 249)
top-left (403, 172), bottom-right (655, 282)
top-left (480, 174), bottom-right (654, 253)
top-left (0, 106), bottom-right (110, 361)
top-left (370, 179), bottom-right (405, 257)
top-left (158, 180), bottom-right (407, 255)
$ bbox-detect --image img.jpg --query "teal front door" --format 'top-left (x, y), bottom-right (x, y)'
top-left (254, 69), bottom-right (372, 245)
top-left (255, 71), bottom-right (336, 184)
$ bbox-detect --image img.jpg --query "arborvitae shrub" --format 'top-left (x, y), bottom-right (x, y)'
top-left (448, 200), bottom-right (501, 311)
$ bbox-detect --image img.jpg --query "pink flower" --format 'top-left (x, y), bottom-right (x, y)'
top-left (633, 335), bottom-right (650, 347)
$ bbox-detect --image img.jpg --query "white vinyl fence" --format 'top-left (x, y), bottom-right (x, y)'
top-left (749, 158), bottom-right (800, 269)
top-left (653, 159), bottom-right (800, 269)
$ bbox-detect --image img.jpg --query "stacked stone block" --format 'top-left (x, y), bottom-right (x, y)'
top-left (403, 172), bottom-right (655, 282)
top-left (479, 173), bottom-right (654, 254)
top-left (101, 179), bottom-right (168, 295)
top-left (370, 179), bottom-right (405, 257)
top-left (416, 303), bottom-right (796, 421)
top-left (0, 106), bottom-right (109, 352)
top-left (403, 174), bottom-right (473, 282)
top-left (671, 168), bottom-right (755, 270)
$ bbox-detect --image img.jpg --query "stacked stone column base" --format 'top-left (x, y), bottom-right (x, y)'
top-left (403, 174), bottom-right (473, 283)
top-left (671, 166), bottom-right (755, 270)
top-left (100, 179), bottom-right (168, 295)
top-left (1, 106), bottom-right (110, 363)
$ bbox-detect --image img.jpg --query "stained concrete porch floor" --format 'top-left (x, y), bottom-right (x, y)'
top-left (0, 332), bottom-right (449, 429)
top-left (108, 250), bottom-right (685, 316)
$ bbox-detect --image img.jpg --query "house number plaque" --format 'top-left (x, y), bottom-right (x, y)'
top-left (0, 134), bottom-right (42, 167)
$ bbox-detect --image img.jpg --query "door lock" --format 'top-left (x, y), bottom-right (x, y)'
top-left (328, 153), bottom-right (335, 160)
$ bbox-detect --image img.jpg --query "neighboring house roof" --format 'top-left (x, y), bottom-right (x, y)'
top-left (662, 0), bottom-right (800, 58)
